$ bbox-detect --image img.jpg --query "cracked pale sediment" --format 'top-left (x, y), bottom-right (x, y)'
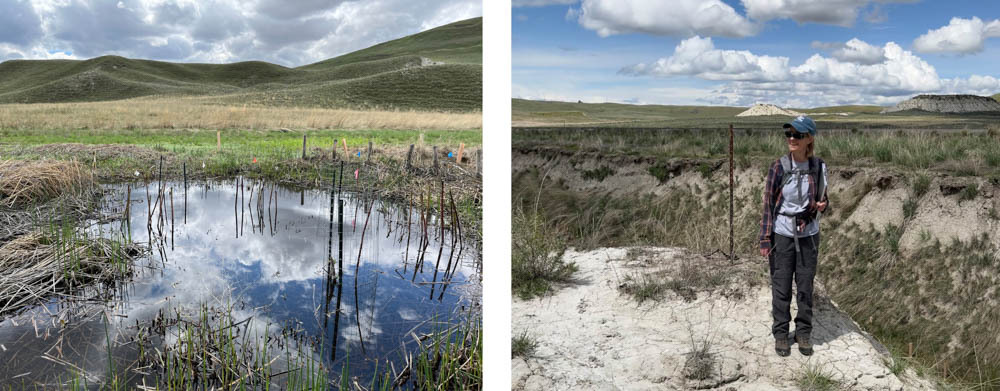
top-left (512, 247), bottom-right (937, 391)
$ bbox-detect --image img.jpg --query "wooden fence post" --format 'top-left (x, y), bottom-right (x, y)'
top-left (407, 144), bottom-right (414, 170)
top-left (342, 138), bottom-right (348, 157)
top-left (433, 146), bottom-right (439, 173)
top-left (367, 140), bottom-right (372, 163)
top-left (302, 134), bottom-right (307, 160)
top-left (476, 149), bottom-right (482, 178)
top-left (457, 143), bottom-right (465, 164)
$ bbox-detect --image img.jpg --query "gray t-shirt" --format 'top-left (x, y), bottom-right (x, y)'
top-left (774, 159), bottom-right (827, 239)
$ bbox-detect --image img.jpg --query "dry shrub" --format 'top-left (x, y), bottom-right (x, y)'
top-left (0, 160), bottom-right (93, 207)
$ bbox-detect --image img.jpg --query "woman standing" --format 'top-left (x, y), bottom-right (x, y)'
top-left (758, 115), bottom-right (829, 357)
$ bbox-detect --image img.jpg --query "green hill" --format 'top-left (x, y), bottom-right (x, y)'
top-left (0, 17), bottom-right (482, 112)
top-left (298, 17), bottom-right (481, 70)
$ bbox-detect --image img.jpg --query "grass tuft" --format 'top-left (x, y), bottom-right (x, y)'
top-left (512, 330), bottom-right (538, 358)
top-left (960, 183), bottom-right (979, 201)
top-left (511, 207), bottom-right (576, 299)
top-left (796, 363), bottom-right (841, 391)
top-left (912, 174), bottom-right (931, 198)
top-left (580, 166), bottom-right (615, 182)
top-left (683, 340), bottom-right (716, 381)
top-left (0, 160), bottom-right (93, 207)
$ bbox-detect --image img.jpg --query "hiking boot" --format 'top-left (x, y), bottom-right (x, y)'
top-left (796, 335), bottom-right (813, 356)
top-left (775, 338), bottom-right (790, 357)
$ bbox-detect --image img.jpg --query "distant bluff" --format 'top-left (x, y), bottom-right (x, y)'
top-left (882, 94), bottom-right (1000, 113)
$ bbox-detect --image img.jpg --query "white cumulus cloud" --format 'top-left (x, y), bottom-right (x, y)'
top-left (821, 38), bottom-right (886, 65)
top-left (741, 0), bottom-right (916, 27)
top-left (572, 0), bottom-right (759, 38)
top-left (620, 36), bottom-right (789, 81)
top-left (913, 16), bottom-right (1000, 54)
top-left (512, 0), bottom-right (578, 7)
top-left (621, 36), bottom-right (1000, 107)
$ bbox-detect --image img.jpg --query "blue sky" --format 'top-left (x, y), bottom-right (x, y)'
top-left (513, 0), bottom-right (1000, 107)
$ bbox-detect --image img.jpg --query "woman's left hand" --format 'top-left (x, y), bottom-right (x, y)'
top-left (816, 201), bottom-right (827, 212)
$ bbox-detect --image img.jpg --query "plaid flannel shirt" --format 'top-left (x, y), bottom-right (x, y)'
top-left (758, 157), bottom-right (830, 251)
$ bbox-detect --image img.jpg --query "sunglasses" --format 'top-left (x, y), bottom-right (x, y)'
top-left (784, 130), bottom-right (809, 139)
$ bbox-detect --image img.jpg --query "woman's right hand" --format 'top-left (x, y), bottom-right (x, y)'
top-left (760, 248), bottom-right (770, 257)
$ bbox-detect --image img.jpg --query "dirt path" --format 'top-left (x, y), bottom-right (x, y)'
top-left (511, 247), bottom-right (937, 390)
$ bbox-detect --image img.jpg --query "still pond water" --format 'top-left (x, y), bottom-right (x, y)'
top-left (0, 178), bottom-right (480, 388)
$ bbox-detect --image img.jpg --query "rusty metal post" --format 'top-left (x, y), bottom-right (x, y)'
top-left (729, 124), bottom-right (734, 263)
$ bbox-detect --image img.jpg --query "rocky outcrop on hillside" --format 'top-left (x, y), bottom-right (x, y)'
top-left (736, 103), bottom-right (803, 117)
top-left (882, 94), bottom-right (1000, 113)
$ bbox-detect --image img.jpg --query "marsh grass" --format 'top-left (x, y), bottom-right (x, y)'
top-left (0, 128), bottom-right (483, 238)
top-left (124, 300), bottom-right (329, 390)
top-left (0, 227), bottom-right (141, 316)
top-left (0, 160), bottom-right (93, 207)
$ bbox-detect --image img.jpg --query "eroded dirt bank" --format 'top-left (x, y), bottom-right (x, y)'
top-left (512, 247), bottom-right (936, 390)
top-left (513, 146), bottom-right (1000, 385)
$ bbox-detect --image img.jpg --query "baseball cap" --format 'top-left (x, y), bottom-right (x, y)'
top-left (783, 115), bottom-right (817, 135)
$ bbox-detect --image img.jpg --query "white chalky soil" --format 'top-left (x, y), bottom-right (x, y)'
top-left (512, 247), bottom-right (937, 391)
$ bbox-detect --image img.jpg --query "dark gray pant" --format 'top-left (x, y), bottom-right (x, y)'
top-left (769, 233), bottom-right (819, 340)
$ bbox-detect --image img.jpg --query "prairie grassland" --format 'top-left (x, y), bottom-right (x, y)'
top-left (512, 98), bottom-right (1000, 128)
top-left (0, 98), bottom-right (481, 131)
top-left (514, 127), bottom-right (1000, 176)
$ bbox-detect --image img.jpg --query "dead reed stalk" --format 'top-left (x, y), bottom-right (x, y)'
top-left (0, 231), bottom-right (143, 315)
top-left (0, 160), bottom-right (93, 207)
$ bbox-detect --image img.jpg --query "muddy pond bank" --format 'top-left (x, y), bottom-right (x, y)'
top-left (0, 178), bottom-right (481, 389)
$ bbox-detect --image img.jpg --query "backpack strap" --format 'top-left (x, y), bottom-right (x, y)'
top-left (808, 156), bottom-right (825, 203)
top-left (778, 154), bottom-right (794, 188)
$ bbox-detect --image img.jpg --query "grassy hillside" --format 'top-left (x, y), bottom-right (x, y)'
top-left (299, 17), bottom-right (481, 70)
top-left (514, 98), bottom-right (1000, 129)
top-left (0, 18), bottom-right (482, 112)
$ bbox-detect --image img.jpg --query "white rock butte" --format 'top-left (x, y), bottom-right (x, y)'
top-left (882, 94), bottom-right (1000, 113)
top-left (736, 103), bottom-right (804, 117)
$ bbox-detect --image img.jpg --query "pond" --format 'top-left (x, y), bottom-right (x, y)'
top-left (0, 177), bottom-right (481, 388)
